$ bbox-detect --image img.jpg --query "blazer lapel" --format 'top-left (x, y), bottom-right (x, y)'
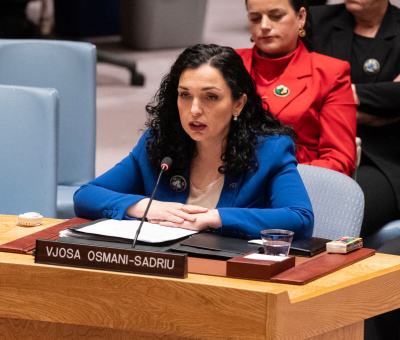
top-left (370, 4), bottom-right (399, 81)
top-left (264, 42), bottom-right (311, 116)
top-left (329, 10), bottom-right (355, 61)
top-left (217, 175), bottom-right (243, 207)
top-left (266, 79), bottom-right (308, 117)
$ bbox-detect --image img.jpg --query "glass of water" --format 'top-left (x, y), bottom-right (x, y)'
top-left (260, 229), bottom-right (294, 257)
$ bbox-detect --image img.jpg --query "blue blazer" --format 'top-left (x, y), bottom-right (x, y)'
top-left (74, 131), bottom-right (314, 240)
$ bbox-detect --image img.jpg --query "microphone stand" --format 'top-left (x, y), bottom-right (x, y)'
top-left (132, 166), bottom-right (167, 248)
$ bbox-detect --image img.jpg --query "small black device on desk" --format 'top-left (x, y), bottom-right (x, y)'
top-left (289, 237), bottom-right (330, 257)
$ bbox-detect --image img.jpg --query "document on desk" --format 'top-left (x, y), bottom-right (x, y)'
top-left (60, 219), bottom-right (197, 244)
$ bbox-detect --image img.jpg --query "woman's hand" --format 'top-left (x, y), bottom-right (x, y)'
top-left (157, 209), bottom-right (222, 231)
top-left (127, 199), bottom-right (208, 224)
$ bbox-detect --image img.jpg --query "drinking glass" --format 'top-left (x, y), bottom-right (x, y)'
top-left (260, 229), bottom-right (294, 257)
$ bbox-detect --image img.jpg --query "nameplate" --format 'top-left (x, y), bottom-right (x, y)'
top-left (226, 253), bottom-right (295, 281)
top-left (34, 239), bottom-right (188, 278)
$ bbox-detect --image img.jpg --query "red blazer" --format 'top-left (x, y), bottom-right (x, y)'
top-left (237, 42), bottom-right (356, 176)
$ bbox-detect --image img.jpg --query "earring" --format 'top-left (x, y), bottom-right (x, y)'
top-left (250, 36), bottom-right (254, 43)
top-left (299, 28), bottom-right (306, 38)
top-left (233, 115), bottom-right (238, 121)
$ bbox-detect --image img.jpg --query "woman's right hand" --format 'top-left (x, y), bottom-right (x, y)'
top-left (127, 199), bottom-right (208, 224)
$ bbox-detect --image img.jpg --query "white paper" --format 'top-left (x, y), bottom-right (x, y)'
top-left (248, 239), bottom-right (263, 245)
top-left (244, 253), bottom-right (289, 262)
top-left (63, 219), bottom-right (197, 244)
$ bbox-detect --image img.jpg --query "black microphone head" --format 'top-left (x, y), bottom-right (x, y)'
top-left (160, 157), bottom-right (173, 171)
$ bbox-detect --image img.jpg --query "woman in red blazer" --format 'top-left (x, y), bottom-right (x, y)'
top-left (238, 0), bottom-right (356, 176)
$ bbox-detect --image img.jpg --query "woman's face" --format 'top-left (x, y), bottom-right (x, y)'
top-left (247, 0), bottom-right (306, 57)
top-left (345, 0), bottom-right (387, 15)
top-left (177, 64), bottom-right (246, 147)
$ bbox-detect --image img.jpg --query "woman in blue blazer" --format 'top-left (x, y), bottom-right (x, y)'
top-left (74, 44), bottom-right (314, 240)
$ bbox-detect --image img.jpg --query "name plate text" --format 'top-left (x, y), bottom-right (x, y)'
top-left (35, 239), bottom-right (187, 278)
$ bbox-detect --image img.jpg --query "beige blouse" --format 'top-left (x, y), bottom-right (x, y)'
top-left (186, 175), bottom-right (225, 209)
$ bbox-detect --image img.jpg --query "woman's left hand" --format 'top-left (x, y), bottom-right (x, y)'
top-left (156, 209), bottom-right (222, 231)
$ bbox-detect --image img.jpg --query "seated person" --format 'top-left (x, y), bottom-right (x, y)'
top-left (0, 0), bottom-right (37, 38)
top-left (310, 0), bottom-right (400, 236)
top-left (237, 0), bottom-right (357, 176)
top-left (74, 44), bottom-right (314, 240)
top-left (310, 3), bottom-right (400, 338)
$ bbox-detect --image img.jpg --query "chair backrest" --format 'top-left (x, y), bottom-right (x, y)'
top-left (0, 39), bottom-right (96, 185)
top-left (0, 85), bottom-right (58, 217)
top-left (298, 164), bottom-right (364, 240)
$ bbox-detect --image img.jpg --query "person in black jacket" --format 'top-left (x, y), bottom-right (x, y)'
top-left (0, 0), bottom-right (37, 38)
top-left (310, 2), bottom-right (400, 340)
top-left (310, 0), bottom-right (400, 237)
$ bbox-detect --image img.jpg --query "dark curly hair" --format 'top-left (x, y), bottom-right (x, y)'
top-left (245, 0), bottom-right (313, 51)
top-left (145, 44), bottom-right (293, 177)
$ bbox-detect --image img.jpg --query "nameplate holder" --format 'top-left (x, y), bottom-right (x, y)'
top-left (226, 253), bottom-right (295, 281)
top-left (35, 239), bottom-right (188, 279)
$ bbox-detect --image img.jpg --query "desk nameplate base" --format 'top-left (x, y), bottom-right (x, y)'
top-left (227, 254), bottom-right (295, 281)
top-left (35, 239), bottom-right (187, 278)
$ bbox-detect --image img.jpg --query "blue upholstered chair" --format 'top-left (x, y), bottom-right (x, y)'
top-left (298, 164), bottom-right (365, 240)
top-left (0, 39), bottom-right (96, 218)
top-left (0, 85), bottom-right (58, 217)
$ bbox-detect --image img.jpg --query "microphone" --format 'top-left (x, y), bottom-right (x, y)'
top-left (132, 157), bottom-right (173, 248)
top-left (160, 156), bottom-right (172, 171)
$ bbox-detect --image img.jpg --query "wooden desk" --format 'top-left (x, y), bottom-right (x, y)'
top-left (1, 214), bottom-right (400, 339)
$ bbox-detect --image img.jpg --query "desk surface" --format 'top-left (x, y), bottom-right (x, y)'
top-left (1, 214), bottom-right (400, 339)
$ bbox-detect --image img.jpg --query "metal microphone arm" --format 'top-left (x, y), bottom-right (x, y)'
top-left (131, 159), bottom-right (171, 248)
